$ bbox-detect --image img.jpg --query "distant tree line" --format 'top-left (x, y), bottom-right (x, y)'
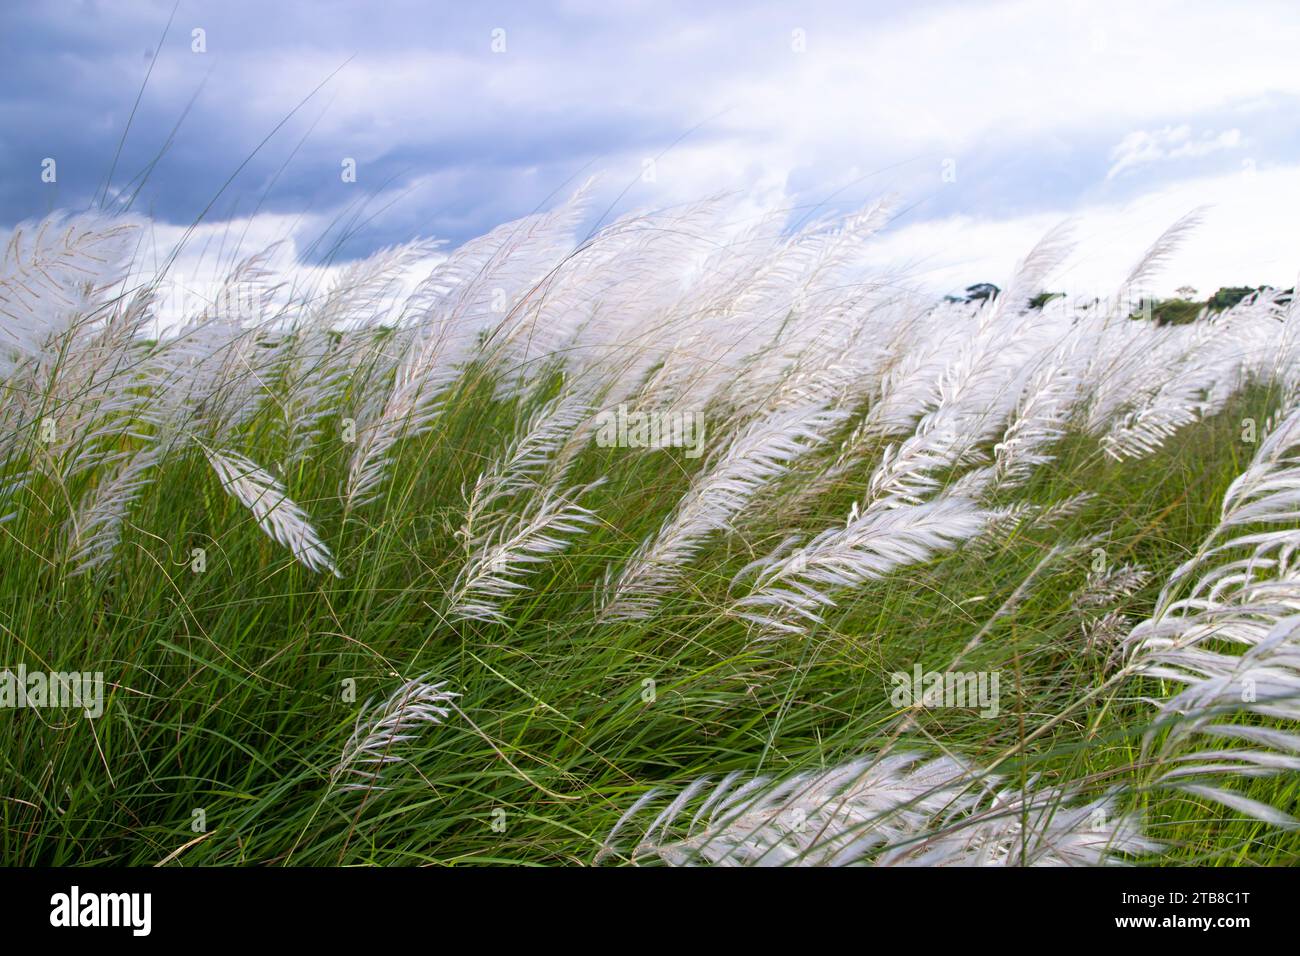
top-left (948, 282), bottom-right (1294, 325)
top-left (1132, 285), bottom-right (1293, 325)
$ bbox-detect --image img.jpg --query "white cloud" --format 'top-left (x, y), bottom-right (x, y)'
top-left (1106, 126), bottom-right (1243, 180)
top-left (861, 161), bottom-right (1300, 298)
top-left (140, 156), bottom-right (1296, 330)
top-left (11, 0), bottom-right (1300, 311)
top-left (121, 0), bottom-right (1300, 216)
top-left (126, 213), bottom-right (443, 334)
top-left (696, 0), bottom-right (1299, 170)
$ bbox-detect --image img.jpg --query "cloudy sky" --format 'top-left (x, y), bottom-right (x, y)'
top-left (3, 0), bottom-right (1299, 297)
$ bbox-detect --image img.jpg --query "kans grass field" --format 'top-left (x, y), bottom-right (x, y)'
top-left (1, 194), bottom-right (1298, 866)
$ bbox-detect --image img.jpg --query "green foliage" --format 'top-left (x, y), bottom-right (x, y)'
top-left (2, 361), bottom-right (1295, 865)
top-left (1027, 291), bottom-right (1065, 309)
top-left (1148, 298), bottom-right (1203, 325)
top-left (4, 212), bottom-right (1297, 866)
top-left (1132, 285), bottom-right (1290, 325)
top-left (1206, 286), bottom-right (1260, 311)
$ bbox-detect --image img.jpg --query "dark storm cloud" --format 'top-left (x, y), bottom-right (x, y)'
top-left (1, 0), bottom-right (1294, 270)
top-left (0, 0), bottom-right (755, 253)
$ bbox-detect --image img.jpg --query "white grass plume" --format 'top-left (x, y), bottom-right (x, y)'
top-left (1120, 401), bottom-right (1300, 827)
top-left (460, 387), bottom-right (592, 537)
top-left (974, 491), bottom-right (1097, 553)
top-left (342, 321), bottom-right (462, 509)
top-left (601, 405), bottom-right (846, 620)
top-left (63, 443), bottom-right (163, 574)
top-left (600, 750), bottom-right (1154, 866)
top-left (449, 480), bottom-right (603, 624)
top-left (1075, 563), bottom-right (1151, 610)
top-left (337, 200), bottom-right (590, 509)
top-left (332, 675), bottom-right (458, 793)
top-left (991, 356), bottom-right (1083, 490)
top-left (732, 495), bottom-right (987, 634)
top-left (202, 446), bottom-right (340, 577)
top-left (1122, 208), bottom-right (1207, 296)
top-left (0, 212), bottom-right (141, 375)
